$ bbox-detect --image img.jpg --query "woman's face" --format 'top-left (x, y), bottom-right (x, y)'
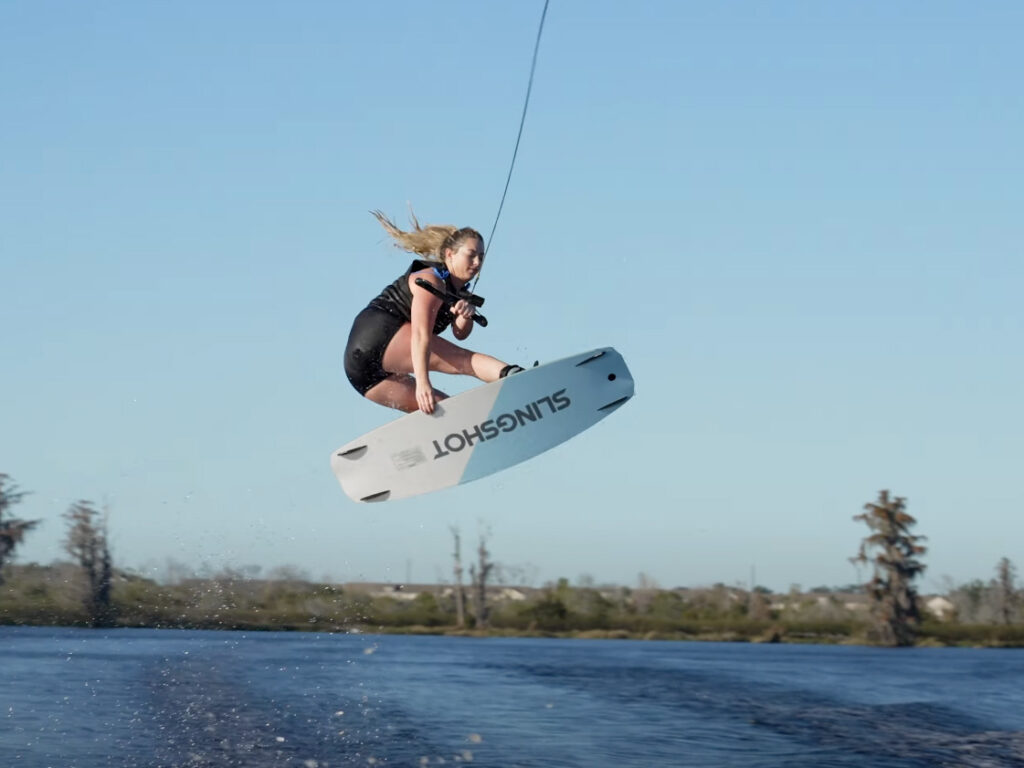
top-left (445, 237), bottom-right (485, 283)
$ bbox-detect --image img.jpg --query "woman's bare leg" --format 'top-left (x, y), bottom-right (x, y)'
top-left (380, 324), bottom-right (508, 382)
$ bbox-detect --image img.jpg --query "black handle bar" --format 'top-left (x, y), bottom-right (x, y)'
top-left (414, 278), bottom-right (488, 327)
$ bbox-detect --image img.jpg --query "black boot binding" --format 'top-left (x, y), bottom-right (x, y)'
top-left (499, 364), bottom-right (526, 378)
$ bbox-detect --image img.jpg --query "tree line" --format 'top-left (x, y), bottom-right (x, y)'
top-left (1, 474), bottom-right (114, 627)
top-left (2, 473), bottom-right (1022, 645)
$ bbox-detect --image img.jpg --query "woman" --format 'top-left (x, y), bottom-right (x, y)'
top-left (344, 210), bottom-right (523, 414)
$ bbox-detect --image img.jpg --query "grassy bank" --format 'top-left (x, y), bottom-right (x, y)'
top-left (2, 564), bottom-right (1023, 647)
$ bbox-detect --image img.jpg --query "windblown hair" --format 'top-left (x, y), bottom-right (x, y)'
top-left (371, 209), bottom-right (483, 263)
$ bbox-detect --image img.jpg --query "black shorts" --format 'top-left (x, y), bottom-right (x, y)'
top-left (344, 306), bottom-right (407, 395)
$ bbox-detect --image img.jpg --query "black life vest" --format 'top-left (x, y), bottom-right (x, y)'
top-left (367, 260), bottom-right (458, 335)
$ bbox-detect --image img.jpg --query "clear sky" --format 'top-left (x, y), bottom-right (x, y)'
top-left (2, 1), bottom-right (1021, 593)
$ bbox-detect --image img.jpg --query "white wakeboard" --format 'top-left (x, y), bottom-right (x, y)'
top-left (331, 347), bottom-right (634, 502)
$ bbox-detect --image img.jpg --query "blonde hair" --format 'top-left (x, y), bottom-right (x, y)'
top-left (371, 208), bottom-right (484, 263)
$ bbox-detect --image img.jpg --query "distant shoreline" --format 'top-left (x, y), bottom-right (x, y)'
top-left (4, 565), bottom-right (1023, 649)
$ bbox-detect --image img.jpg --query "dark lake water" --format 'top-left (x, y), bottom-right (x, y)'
top-left (2, 626), bottom-right (1024, 767)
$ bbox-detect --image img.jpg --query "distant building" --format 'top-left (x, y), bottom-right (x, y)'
top-left (342, 582), bottom-right (538, 603)
top-left (924, 595), bottom-right (955, 621)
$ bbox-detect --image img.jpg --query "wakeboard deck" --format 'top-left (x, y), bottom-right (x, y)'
top-left (331, 347), bottom-right (634, 503)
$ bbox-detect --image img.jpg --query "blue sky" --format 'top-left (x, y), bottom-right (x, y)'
top-left (2, 1), bottom-right (1021, 593)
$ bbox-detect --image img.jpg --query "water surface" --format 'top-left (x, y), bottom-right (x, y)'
top-left (3, 626), bottom-right (1023, 767)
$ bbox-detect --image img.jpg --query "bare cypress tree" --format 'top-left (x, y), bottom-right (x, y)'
top-left (994, 557), bottom-right (1018, 626)
top-left (851, 490), bottom-right (927, 647)
top-left (63, 500), bottom-right (115, 627)
top-left (450, 525), bottom-right (466, 628)
top-left (469, 531), bottom-right (495, 629)
top-left (0, 474), bottom-right (39, 584)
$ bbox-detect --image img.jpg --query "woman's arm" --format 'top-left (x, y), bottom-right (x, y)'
top-left (408, 271), bottom-right (444, 413)
top-left (450, 299), bottom-right (475, 341)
